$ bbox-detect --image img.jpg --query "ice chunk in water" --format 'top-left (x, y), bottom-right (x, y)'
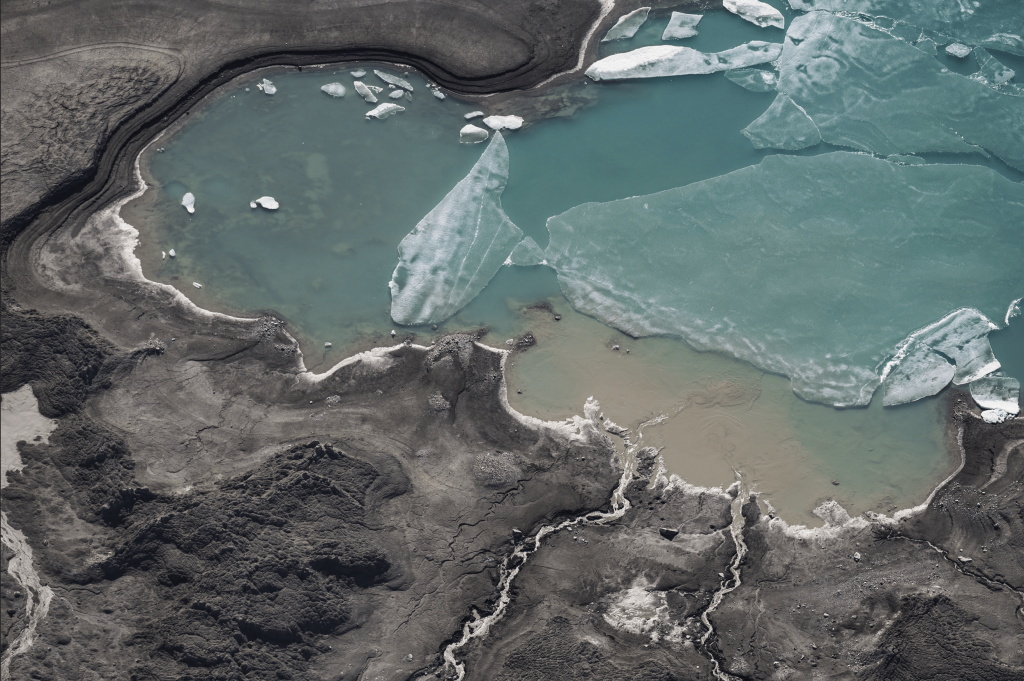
top-left (181, 192), bottom-right (195, 213)
top-left (366, 103), bottom-right (404, 119)
top-left (350, 69), bottom-right (367, 78)
top-left (762, 13), bottom-right (1024, 169)
top-left (353, 81), bottom-right (378, 103)
top-left (389, 133), bottom-right (522, 325)
top-left (586, 41), bottom-right (783, 81)
top-left (742, 94), bottom-right (820, 149)
top-left (724, 0), bottom-right (785, 30)
top-left (725, 67), bottom-right (777, 92)
top-left (321, 83), bottom-right (346, 97)
top-left (483, 115), bottom-right (523, 131)
top-left (374, 69), bottom-right (414, 91)
top-left (432, 89), bottom-right (446, 100)
top-left (662, 12), bottom-right (702, 40)
top-left (970, 376), bottom-right (1020, 415)
top-left (540, 153), bottom-right (1024, 406)
top-left (946, 43), bottom-right (972, 59)
top-left (389, 89), bottom-right (407, 99)
top-left (168, 248), bottom-right (176, 258)
top-left (882, 343), bottom-right (954, 406)
top-left (465, 111), bottom-right (485, 120)
top-left (460, 124), bottom-right (489, 144)
top-left (193, 282), bottom-right (202, 289)
top-left (974, 48), bottom-right (1016, 85)
top-left (913, 308), bottom-right (1000, 385)
top-left (789, 0), bottom-right (1024, 56)
top-left (602, 7), bottom-right (651, 42)
top-left (253, 196), bottom-right (279, 209)
top-left (260, 78), bottom-right (276, 95)
top-left (507, 237), bottom-right (546, 267)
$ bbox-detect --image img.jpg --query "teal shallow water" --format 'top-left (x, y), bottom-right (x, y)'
top-left (124, 3), bottom-right (1020, 522)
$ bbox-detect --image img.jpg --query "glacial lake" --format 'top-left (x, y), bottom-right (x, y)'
top-left (122, 2), bottom-right (1023, 524)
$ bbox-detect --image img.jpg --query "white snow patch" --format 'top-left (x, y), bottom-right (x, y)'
top-left (982, 409), bottom-right (1013, 423)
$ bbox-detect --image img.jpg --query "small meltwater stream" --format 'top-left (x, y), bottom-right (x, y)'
top-left (121, 1), bottom-right (1021, 525)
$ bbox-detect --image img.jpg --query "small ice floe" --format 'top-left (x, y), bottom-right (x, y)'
top-left (946, 43), bottom-right (972, 59)
top-left (389, 89), bottom-right (407, 99)
top-left (353, 81), bottom-right (378, 103)
top-left (482, 115), bottom-right (523, 131)
top-left (259, 78), bottom-right (277, 95)
top-left (602, 7), bottom-right (651, 42)
top-left (374, 69), bottom-right (414, 91)
top-left (193, 282), bottom-right (202, 289)
top-left (169, 248), bottom-right (176, 258)
top-left (321, 82), bottom-right (346, 97)
top-left (350, 69), bottom-right (367, 78)
top-left (586, 41), bottom-right (783, 80)
top-left (253, 196), bottom-right (279, 209)
top-left (724, 0), bottom-right (785, 30)
top-left (970, 375), bottom-right (1020, 415)
top-left (431, 89), bottom-right (446, 100)
top-left (366, 103), bottom-right (405, 119)
top-left (725, 68), bottom-right (777, 92)
top-left (181, 192), bottom-right (195, 213)
top-left (460, 124), bottom-right (489, 143)
top-left (161, 251), bottom-right (166, 259)
top-left (662, 12), bottom-right (702, 40)
top-left (465, 111), bottom-right (485, 120)
top-left (325, 342), bottom-right (332, 348)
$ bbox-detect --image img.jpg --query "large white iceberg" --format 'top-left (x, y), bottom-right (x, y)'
top-left (483, 115), bottom-right (523, 131)
top-left (181, 192), bottom-right (195, 213)
top-left (662, 12), bottom-right (701, 40)
top-left (602, 7), bottom-right (651, 42)
top-left (366, 103), bottom-right (405, 119)
top-left (586, 41), bottom-right (783, 81)
top-left (389, 133), bottom-right (522, 325)
top-left (970, 376), bottom-right (1020, 415)
top-left (724, 0), bottom-right (784, 29)
top-left (460, 124), bottom-right (489, 144)
top-left (321, 83), bottom-right (346, 97)
top-left (353, 81), bottom-right (378, 103)
top-left (374, 69), bottom-right (414, 91)
top-left (882, 343), bottom-right (955, 406)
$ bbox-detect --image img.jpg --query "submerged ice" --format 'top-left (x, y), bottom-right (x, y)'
top-left (725, 68), bottom-right (777, 92)
top-left (662, 12), bottom-right (701, 40)
top-left (389, 134), bottom-right (522, 325)
top-left (538, 153), bottom-right (1024, 406)
top-left (586, 41), bottom-right (782, 80)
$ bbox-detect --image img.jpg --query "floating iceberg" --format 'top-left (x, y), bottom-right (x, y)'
top-left (483, 115), bottom-right (524, 131)
top-left (946, 43), bottom-right (972, 59)
top-left (389, 89), bottom-right (407, 99)
top-left (353, 81), bottom-right (378, 103)
top-left (724, 0), bottom-right (784, 30)
top-left (970, 376), bottom-right (1020, 415)
top-left (755, 12), bottom-right (1024, 169)
top-left (193, 282), bottom-right (202, 289)
top-left (974, 48), bottom-right (1016, 85)
top-left (389, 134), bottom-right (522, 325)
top-left (350, 69), bottom-right (366, 78)
top-left (602, 7), bottom-right (650, 42)
top-left (181, 192), bottom-right (195, 213)
top-left (432, 89), bottom-right (446, 100)
top-left (742, 93), bottom-right (820, 149)
top-left (586, 41), bottom-right (783, 81)
top-left (538, 153), bottom-right (1024, 406)
top-left (253, 196), bottom-right (279, 210)
top-left (161, 251), bottom-right (166, 259)
top-left (374, 69), bottom-right (414, 91)
top-left (460, 124), bottom-right (489, 144)
top-left (465, 111), bottom-right (485, 120)
top-left (259, 78), bottom-right (276, 95)
top-left (168, 248), bottom-right (176, 258)
top-left (366, 103), bottom-right (405, 119)
top-left (507, 237), bottom-right (546, 267)
top-left (789, 0), bottom-right (1024, 56)
top-left (662, 12), bottom-right (701, 40)
top-left (882, 343), bottom-right (955, 406)
top-left (725, 67), bottom-right (777, 92)
top-left (321, 83), bottom-right (346, 97)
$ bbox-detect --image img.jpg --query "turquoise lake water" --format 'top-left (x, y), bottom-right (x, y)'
top-left (124, 2), bottom-right (1022, 523)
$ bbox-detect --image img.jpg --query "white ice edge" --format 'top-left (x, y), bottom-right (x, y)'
top-left (1006, 297), bottom-right (1022, 326)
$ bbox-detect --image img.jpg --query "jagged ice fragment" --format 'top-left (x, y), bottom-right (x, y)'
top-left (366, 103), bottom-right (404, 119)
top-left (321, 83), bottom-right (346, 97)
top-left (662, 12), bottom-right (702, 40)
top-left (974, 48), bottom-right (1016, 85)
top-left (374, 70), bottom-right (414, 91)
top-left (970, 376), bottom-right (1020, 415)
top-left (946, 43), bottom-right (972, 59)
top-left (725, 68), bottom-right (777, 92)
top-left (882, 343), bottom-right (954, 406)
top-left (353, 81), bottom-right (378, 103)
top-left (586, 41), bottom-right (782, 80)
top-left (724, 0), bottom-right (785, 30)
top-left (260, 78), bottom-right (276, 95)
top-left (602, 7), bottom-right (651, 42)
top-left (742, 93), bottom-right (820, 149)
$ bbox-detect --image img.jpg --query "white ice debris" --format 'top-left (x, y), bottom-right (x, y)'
top-left (586, 41), bottom-right (783, 80)
top-left (982, 409), bottom-right (1013, 423)
top-left (168, 249), bottom-right (176, 258)
top-left (161, 251), bottom-right (166, 259)
top-left (432, 89), bottom-right (446, 100)
top-left (482, 115), bottom-right (524, 131)
top-left (724, 0), bottom-right (785, 29)
top-left (320, 82), bottom-right (346, 97)
top-left (249, 201), bottom-right (257, 208)
top-left (374, 69), bottom-right (414, 91)
top-left (193, 282), bottom-right (202, 289)
top-left (350, 69), bottom-right (366, 78)
top-left (253, 196), bottom-right (279, 209)
top-left (813, 499), bottom-right (852, 527)
top-left (1006, 298), bottom-right (1022, 326)
top-left (946, 43), bottom-right (972, 59)
top-left (662, 12), bottom-right (702, 40)
top-left (353, 81), bottom-right (378, 103)
top-left (464, 111), bottom-right (485, 120)
top-left (460, 124), bottom-right (490, 144)
top-left (725, 67), bottom-right (777, 92)
top-left (366, 103), bottom-right (405, 119)
top-left (970, 376), bottom-right (1020, 415)
top-left (260, 78), bottom-right (277, 95)
top-left (882, 342), bottom-right (955, 406)
top-left (602, 7), bottom-right (651, 42)
top-left (181, 192), bottom-right (195, 213)
top-left (389, 89), bottom-right (407, 99)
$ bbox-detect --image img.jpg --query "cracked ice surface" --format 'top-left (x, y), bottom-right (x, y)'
top-left (754, 12), bottom-right (1024, 169)
top-left (724, 0), bottom-right (785, 30)
top-left (586, 41), bottom-right (782, 80)
top-left (743, 93), bottom-right (820, 149)
top-left (540, 153), bottom-right (1024, 406)
top-left (662, 12), bottom-right (701, 40)
top-left (389, 134), bottom-right (522, 325)
top-left (790, 0), bottom-right (1024, 56)
top-left (602, 7), bottom-right (650, 42)
top-left (909, 308), bottom-right (1001, 385)
top-left (971, 376), bottom-right (1020, 415)
top-left (882, 343), bottom-right (955, 406)
top-left (725, 67), bottom-right (777, 92)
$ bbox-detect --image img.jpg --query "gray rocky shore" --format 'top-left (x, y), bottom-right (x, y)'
top-left (2, 1), bottom-right (1022, 680)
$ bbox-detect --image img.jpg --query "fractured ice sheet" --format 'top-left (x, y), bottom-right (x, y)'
top-left (789, 0), bottom-right (1024, 56)
top-left (725, 67), bottom-right (777, 92)
top-left (586, 41), bottom-right (783, 81)
top-left (756, 12), bottom-right (1024, 169)
top-left (910, 308), bottom-right (1000, 385)
top-left (946, 43), bottom-right (972, 58)
top-left (353, 81), bottom-right (377, 103)
top-left (970, 376), bottom-right (1020, 414)
top-left (459, 124), bottom-right (489, 144)
top-left (507, 237), bottom-right (546, 267)
top-left (539, 153), bottom-right (1024, 406)
top-left (602, 7), bottom-right (651, 42)
top-left (742, 93), bottom-right (820, 149)
top-left (724, 0), bottom-right (785, 30)
top-left (389, 134), bottom-right (522, 325)
top-left (974, 48), bottom-right (1016, 85)
top-left (882, 343), bottom-right (954, 406)
top-left (662, 12), bottom-right (701, 40)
